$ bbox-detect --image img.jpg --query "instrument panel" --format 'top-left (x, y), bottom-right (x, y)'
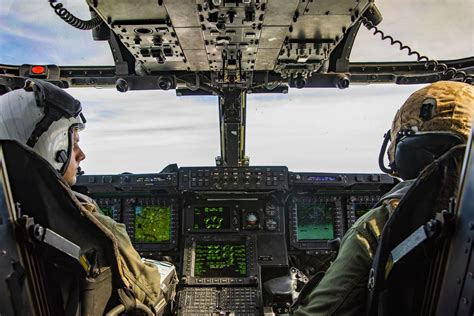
top-left (75, 166), bottom-right (394, 315)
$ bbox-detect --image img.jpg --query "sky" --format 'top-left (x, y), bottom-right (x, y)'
top-left (0, 0), bottom-right (473, 174)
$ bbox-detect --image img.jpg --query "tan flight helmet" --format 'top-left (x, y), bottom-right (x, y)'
top-left (379, 81), bottom-right (474, 179)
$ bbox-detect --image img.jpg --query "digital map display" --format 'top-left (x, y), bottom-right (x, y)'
top-left (134, 205), bottom-right (171, 243)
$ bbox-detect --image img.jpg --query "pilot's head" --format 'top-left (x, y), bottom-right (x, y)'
top-left (379, 81), bottom-right (474, 180)
top-left (0, 79), bottom-right (86, 186)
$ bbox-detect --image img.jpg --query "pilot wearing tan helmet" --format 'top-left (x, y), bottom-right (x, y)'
top-left (293, 81), bottom-right (474, 316)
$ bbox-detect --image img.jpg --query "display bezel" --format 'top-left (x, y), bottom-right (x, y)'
top-left (192, 240), bottom-right (248, 278)
top-left (289, 195), bottom-right (344, 251)
top-left (96, 197), bottom-right (122, 222)
top-left (124, 196), bottom-right (178, 252)
top-left (133, 203), bottom-right (173, 243)
top-left (183, 235), bottom-right (257, 286)
top-left (351, 201), bottom-right (374, 220)
top-left (346, 195), bottom-right (380, 228)
top-left (295, 201), bottom-right (337, 242)
top-left (184, 201), bottom-right (239, 233)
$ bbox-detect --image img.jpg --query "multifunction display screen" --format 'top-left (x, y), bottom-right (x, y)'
top-left (296, 202), bottom-right (335, 241)
top-left (99, 205), bottom-right (120, 219)
top-left (193, 206), bottom-right (231, 230)
top-left (134, 204), bottom-right (171, 243)
top-left (194, 242), bottom-right (247, 278)
top-left (352, 202), bottom-right (373, 220)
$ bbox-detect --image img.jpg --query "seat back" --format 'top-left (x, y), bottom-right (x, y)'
top-left (0, 142), bottom-right (35, 315)
top-left (0, 140), bottom-right (120, 315)
top-left (367, 143), bottom-right (466, 316)
top-left (434, 127), bottom-right (474, 315)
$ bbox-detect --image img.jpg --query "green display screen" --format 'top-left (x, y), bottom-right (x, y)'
top-left (296, 203), bottom-right (335, 240)
top-left (352, 202), bottom-right (372, 219)
top-left (194, 242), bottom-right (247, 278)
top-left (193, 206), bottom-right (231, 230)
top-left (134, 205), bottom-right (171, 243)
top-left (99, 205), bottom-right (119, 219)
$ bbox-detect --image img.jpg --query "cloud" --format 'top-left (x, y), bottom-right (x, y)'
top-left (0, 1), bottom-right (113, 65)
top-left (68, 84), bottom-right (420, 174)
top-left (3, 0), bottom-right (472, 174)
top-left (352, 0), bottom-right (473, 61)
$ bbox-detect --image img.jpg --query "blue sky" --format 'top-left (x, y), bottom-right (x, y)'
top-left (1, 0), bottom-right (473, 174)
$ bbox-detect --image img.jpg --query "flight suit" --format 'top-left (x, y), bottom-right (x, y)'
top-left (72, 191), bottom-right (164, 312)
top-left (292, 180), bottom-right (414, 316)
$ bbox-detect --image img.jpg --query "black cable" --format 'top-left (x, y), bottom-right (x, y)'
top-left (378, 129), bottom-right (393, 174)
top-left (361, 17), bottom-right (473, 85)
top-left (49, 1), bottom-right (103, 30)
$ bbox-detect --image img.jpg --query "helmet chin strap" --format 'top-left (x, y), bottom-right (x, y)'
top-left (378, 129), bottom-right (393, 174)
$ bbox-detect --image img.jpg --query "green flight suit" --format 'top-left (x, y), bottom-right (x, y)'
top-left (293, 180), bottom-right (414, 316)
top-left (72, 191), bottom-right (164, 313)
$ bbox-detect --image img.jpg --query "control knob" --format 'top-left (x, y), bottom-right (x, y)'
top-left (265, 218), bottom-right (278, 231)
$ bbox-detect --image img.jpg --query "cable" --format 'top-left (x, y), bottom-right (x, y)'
top-left (361, 17), bottom-right (473, 85)
top-left (49, 1), bottom-right (103, 30)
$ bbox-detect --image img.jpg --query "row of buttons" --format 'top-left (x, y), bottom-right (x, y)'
top-left (181, 167), bottom-right (288, 190)
top-left (195, 278), bottom-right (247, 284)
top-left (188, 175), bottom-right (285, 185)
top-left (178, 287), bottom-right (258, 315)
top-left (190, 170), bottom-right (283, 177)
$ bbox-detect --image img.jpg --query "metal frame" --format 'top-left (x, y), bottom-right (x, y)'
top-left (2, 57), bottom-right (473, 90)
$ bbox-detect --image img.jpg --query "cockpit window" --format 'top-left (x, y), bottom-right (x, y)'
top-left (0, 1), bottom-right (113, 65)
top-left (1, 0), bottom-right (472, 174)
top-left (351, 0), bottom-right (473, 61)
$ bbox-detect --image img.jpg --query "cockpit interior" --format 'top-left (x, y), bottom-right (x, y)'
top-left (0, 0), bottom-right (473, 315)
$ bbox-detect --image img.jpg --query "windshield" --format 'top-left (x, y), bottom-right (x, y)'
top-left (1, 0), bottom-right (472, 174)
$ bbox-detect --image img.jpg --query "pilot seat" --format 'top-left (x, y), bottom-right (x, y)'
top-left (0, 139), bottom-right (173, 315)
top-left (366, 140), bottom-right (469, 315)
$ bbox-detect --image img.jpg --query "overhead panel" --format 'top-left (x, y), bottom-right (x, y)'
top-left (164, 0), bottom-right (208, 71)
top-left (290, 15), bottom-right (352, 40)
top-left (259, 26), bottom-right (288, 49)
top-left (163, 0), bottom-right (200, 28)
top-left (109, 22), bottom-right (188, 71)
top-left (195, 0), bottom-right (267, 74)
top-left (262, 0), bottom-right (299, 26)
top-left (91, 0), bottom-right (169, 22)
top-left (88, 0), bottom-right (375, 82)
top-left (304, 0), bottom-right (361, 15)
top-left (255, 49), bottom-right (280, 71)
top-left (183, 49), bottom-right (210, 71)
top-left (91, 0), bottom-right (190, 72)
top-left (274, 0), bottom-right (372, 78)
top-left (255, 0), bottom-right (298, 71)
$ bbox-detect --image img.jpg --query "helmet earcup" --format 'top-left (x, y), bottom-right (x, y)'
top-left (393, 133), bottom-right (464, 179)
